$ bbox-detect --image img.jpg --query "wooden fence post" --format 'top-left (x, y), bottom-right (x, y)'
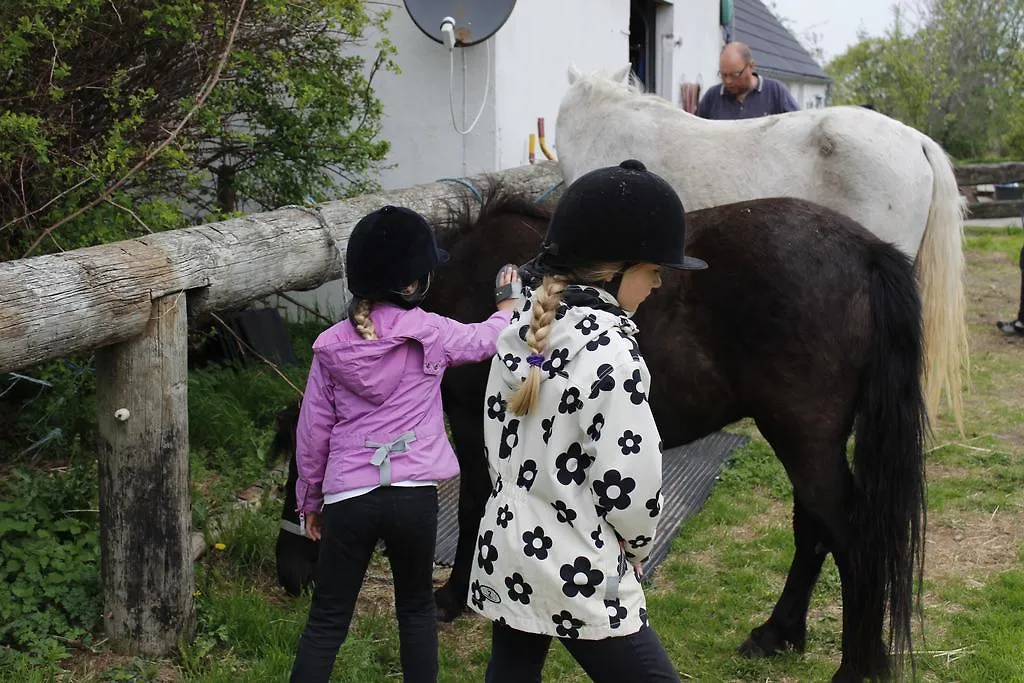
top-left (95, 293), bottom-right (195, 655)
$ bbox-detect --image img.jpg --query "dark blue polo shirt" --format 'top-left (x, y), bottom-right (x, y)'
top-left (696, 74), bottom-right (800, 120)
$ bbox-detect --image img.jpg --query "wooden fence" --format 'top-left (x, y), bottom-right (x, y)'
top-left (954, 161), bottom-right (1024, 220)
top-left (0, 161), bottom-right (562, 656)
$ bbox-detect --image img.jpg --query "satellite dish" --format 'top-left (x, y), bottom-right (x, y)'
top-left (403, 0), bottom-right (517, 47)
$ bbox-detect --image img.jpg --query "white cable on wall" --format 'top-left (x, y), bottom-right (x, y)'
top-left (443, 27), bottom-right (491, 136)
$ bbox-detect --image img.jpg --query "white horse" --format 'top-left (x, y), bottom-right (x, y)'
top-left (556, 65), bottom-right (968, 431)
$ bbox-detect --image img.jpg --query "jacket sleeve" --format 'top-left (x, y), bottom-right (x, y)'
top-left (579, 357), bottom-right (665, 565)
top-left (433, 309), bottom-right (513, 367)
top-left (294, 354), bottom-right (337, 514)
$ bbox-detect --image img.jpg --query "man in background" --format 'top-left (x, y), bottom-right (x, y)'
top-left (697, 42), bottom-right (799, 120)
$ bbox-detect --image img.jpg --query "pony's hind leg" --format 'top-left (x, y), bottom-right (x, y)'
top-left (739, 495), bottom-right (830, 658)
top-left (743, 435), bottom-right (889, 681)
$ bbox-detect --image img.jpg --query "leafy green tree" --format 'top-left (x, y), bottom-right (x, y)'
top-left (1002, 50), bottom-right (1024, 157)
top-left (0, 0), bottom-right (396, 260)
top-left (826, 0), bottom-right (1024, 159)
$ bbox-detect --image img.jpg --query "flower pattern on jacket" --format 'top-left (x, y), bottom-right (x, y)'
top-left (558, 386), bottom-right (583, 414)
top-left (542, 348), bottom-right (571, 379)
top-left (588, 363), bottom-right (616, 399)
top-left (559, 556), bottom-right (604, 598)
top-left (593, 469), bottom-right (636, 513)
top-left (552, 610), bottom-right (584, 639)
top-left (555, 443), bottom-right (591, 486)
top-left (497, 419), bottom-right (520, 459)
top-left (505, 572), bottom-right (534, 604)
top-left (522, 526), bottom-right (553, 560)
top-left (477, 530), bottom-right (498, 575)
top-left (487, 393), bottom-right (507, 422)
top-left (587, 413), bottom-right (605, 441)
top-left (517, 459), bottom-right (538, 491)
top-left (618, 430), bottom-right (642, 455)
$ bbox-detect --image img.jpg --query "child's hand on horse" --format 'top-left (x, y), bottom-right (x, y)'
top-left (495, 264), bottom-right (521, 312)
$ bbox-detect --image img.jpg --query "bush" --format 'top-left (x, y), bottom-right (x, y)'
top-left (0, 461), bottom-right (101, 658)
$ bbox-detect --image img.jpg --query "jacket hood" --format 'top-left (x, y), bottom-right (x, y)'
top-left (495, 285), bottom-right (638, 393)
top-left (311, 305), bottom-right (428, 406)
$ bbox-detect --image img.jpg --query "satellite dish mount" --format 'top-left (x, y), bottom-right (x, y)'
top-left (403, 1), bottom-right (516, 47)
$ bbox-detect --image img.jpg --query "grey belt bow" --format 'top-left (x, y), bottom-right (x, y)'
top-left (365, 431), bottom-right (417, 486)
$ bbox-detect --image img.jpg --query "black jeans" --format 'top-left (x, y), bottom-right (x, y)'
top-left (485, 620), bottom-right (681, 683)
top-left (1017, 244), bottom-right (1024, 322)
top-left (290, 486), bottom-right (439, 683)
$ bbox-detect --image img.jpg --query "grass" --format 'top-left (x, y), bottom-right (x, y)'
top-left (3, 236), bottom-right (1024, 681)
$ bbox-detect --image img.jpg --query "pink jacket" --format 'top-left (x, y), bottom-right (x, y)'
top-left (294, 303), bottom-right (512, 513)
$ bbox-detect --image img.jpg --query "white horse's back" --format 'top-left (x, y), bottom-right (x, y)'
top-left (555, 67), bottom-right (967, 432)
top-left (556, 71), bottom-right (934, 257)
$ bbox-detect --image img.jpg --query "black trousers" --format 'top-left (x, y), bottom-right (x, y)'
top-left (290, 486), bottom-right (439, 683)
top-left (485, 620), bottom-right (681, 683)
top-left (1017, 244), bottom-right (1024, 322)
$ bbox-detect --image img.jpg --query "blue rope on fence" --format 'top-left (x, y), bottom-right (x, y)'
top-left (436, 177), bottom-right (483, 203)
top-left (535, 180), bottom-right (565, 205)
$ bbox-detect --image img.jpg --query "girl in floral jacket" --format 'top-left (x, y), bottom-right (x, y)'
top-left (469, 160), bottom-right (707, 682)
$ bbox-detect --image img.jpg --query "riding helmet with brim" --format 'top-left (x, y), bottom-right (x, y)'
top-left (345, 205), bottom-right (449, 301)
top-left (531, 159), bottom-right (708, 273)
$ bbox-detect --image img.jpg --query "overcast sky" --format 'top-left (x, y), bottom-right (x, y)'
top-left (766, 0), bottom-right (907, 63)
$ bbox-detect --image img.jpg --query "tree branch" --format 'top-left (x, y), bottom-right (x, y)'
top-left (21, 0), bottom-right (249, 258)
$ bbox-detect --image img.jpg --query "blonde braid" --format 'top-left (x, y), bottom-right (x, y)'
top-left (507, 275), bottom-right (568, 416)
top-left (351, 299), bottom-right (378, 340)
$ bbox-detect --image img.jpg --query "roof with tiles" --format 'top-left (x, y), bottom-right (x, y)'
top-left (732, 0), bottom-right (830, 82)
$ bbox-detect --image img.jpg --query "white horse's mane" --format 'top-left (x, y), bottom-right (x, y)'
top-left (565, 65), bottom-right (684, 112)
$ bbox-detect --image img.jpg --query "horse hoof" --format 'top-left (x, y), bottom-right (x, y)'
top-left (434, 587), bottom-right (464, 623)
top-left (737, 637), bottom-right (773, 658)
top-left (738, 624), bottom-right (802, 659)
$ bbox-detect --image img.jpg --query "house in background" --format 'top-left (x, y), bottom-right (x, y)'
top-left (357, 0), bottom-right (727, 193)
top-left (729, 0), bottom-right (830, 109)
top-left (281, 0), bottom-right (829, 322)
top-left (281, 0), bottom-right (731, 320)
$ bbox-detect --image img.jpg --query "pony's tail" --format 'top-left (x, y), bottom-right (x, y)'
top-left (916, 135), bottom-right (968, 434)
top-left (852, 244), bottom-right (928, 679)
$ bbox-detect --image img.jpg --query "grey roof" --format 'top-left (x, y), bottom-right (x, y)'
top-left (732, 0), bottom-right (830, 83)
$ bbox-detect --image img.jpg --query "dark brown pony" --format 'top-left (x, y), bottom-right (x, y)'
top-left (275, 184), bottom-right (927, 682)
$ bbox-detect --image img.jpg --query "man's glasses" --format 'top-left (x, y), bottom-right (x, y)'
top-left (718, 64), bottom-right (750, 81)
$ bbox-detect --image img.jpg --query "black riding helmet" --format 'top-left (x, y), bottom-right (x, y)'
top-left (531, 159), bottom-right (708, 275)
top-left (345, 205), bottom-right (449, 308)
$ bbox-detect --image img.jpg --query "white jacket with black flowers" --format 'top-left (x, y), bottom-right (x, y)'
top-left (468, 284), bottom-right (665, 640)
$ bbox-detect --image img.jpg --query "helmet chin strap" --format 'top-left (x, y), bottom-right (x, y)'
top-left (387, 272), bottom-right (432, 309)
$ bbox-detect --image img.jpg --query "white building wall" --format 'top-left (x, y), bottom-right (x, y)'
top-left (665, 0), bottom-right (723, 108)
top-left (493, 0), bottom-right (629, 170)
top-left (777, 78), bottom-right (829, 109)
top-left (276, 0), bottom-right (723, 322)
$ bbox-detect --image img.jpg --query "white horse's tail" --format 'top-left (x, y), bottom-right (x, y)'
top-left (917, 135), bottom-right (969, 434)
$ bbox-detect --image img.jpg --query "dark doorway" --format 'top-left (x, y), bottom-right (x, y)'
top-left (629, 1), bottom-right (657, 90)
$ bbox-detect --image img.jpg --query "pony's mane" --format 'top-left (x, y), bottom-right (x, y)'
top-left (434, 177), bottom-right (551, 251)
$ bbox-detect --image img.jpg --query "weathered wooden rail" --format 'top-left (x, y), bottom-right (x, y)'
top-left (954, 161), bottom-right (1024, 220)
top-left (0, 161), bottom-right (562, 656)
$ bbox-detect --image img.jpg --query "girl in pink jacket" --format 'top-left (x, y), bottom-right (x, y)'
top-left (290, 205), bottom-right (519, 683)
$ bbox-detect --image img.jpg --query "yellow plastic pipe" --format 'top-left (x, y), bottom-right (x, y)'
top-left (537, 117), bottom-right (556, 160)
